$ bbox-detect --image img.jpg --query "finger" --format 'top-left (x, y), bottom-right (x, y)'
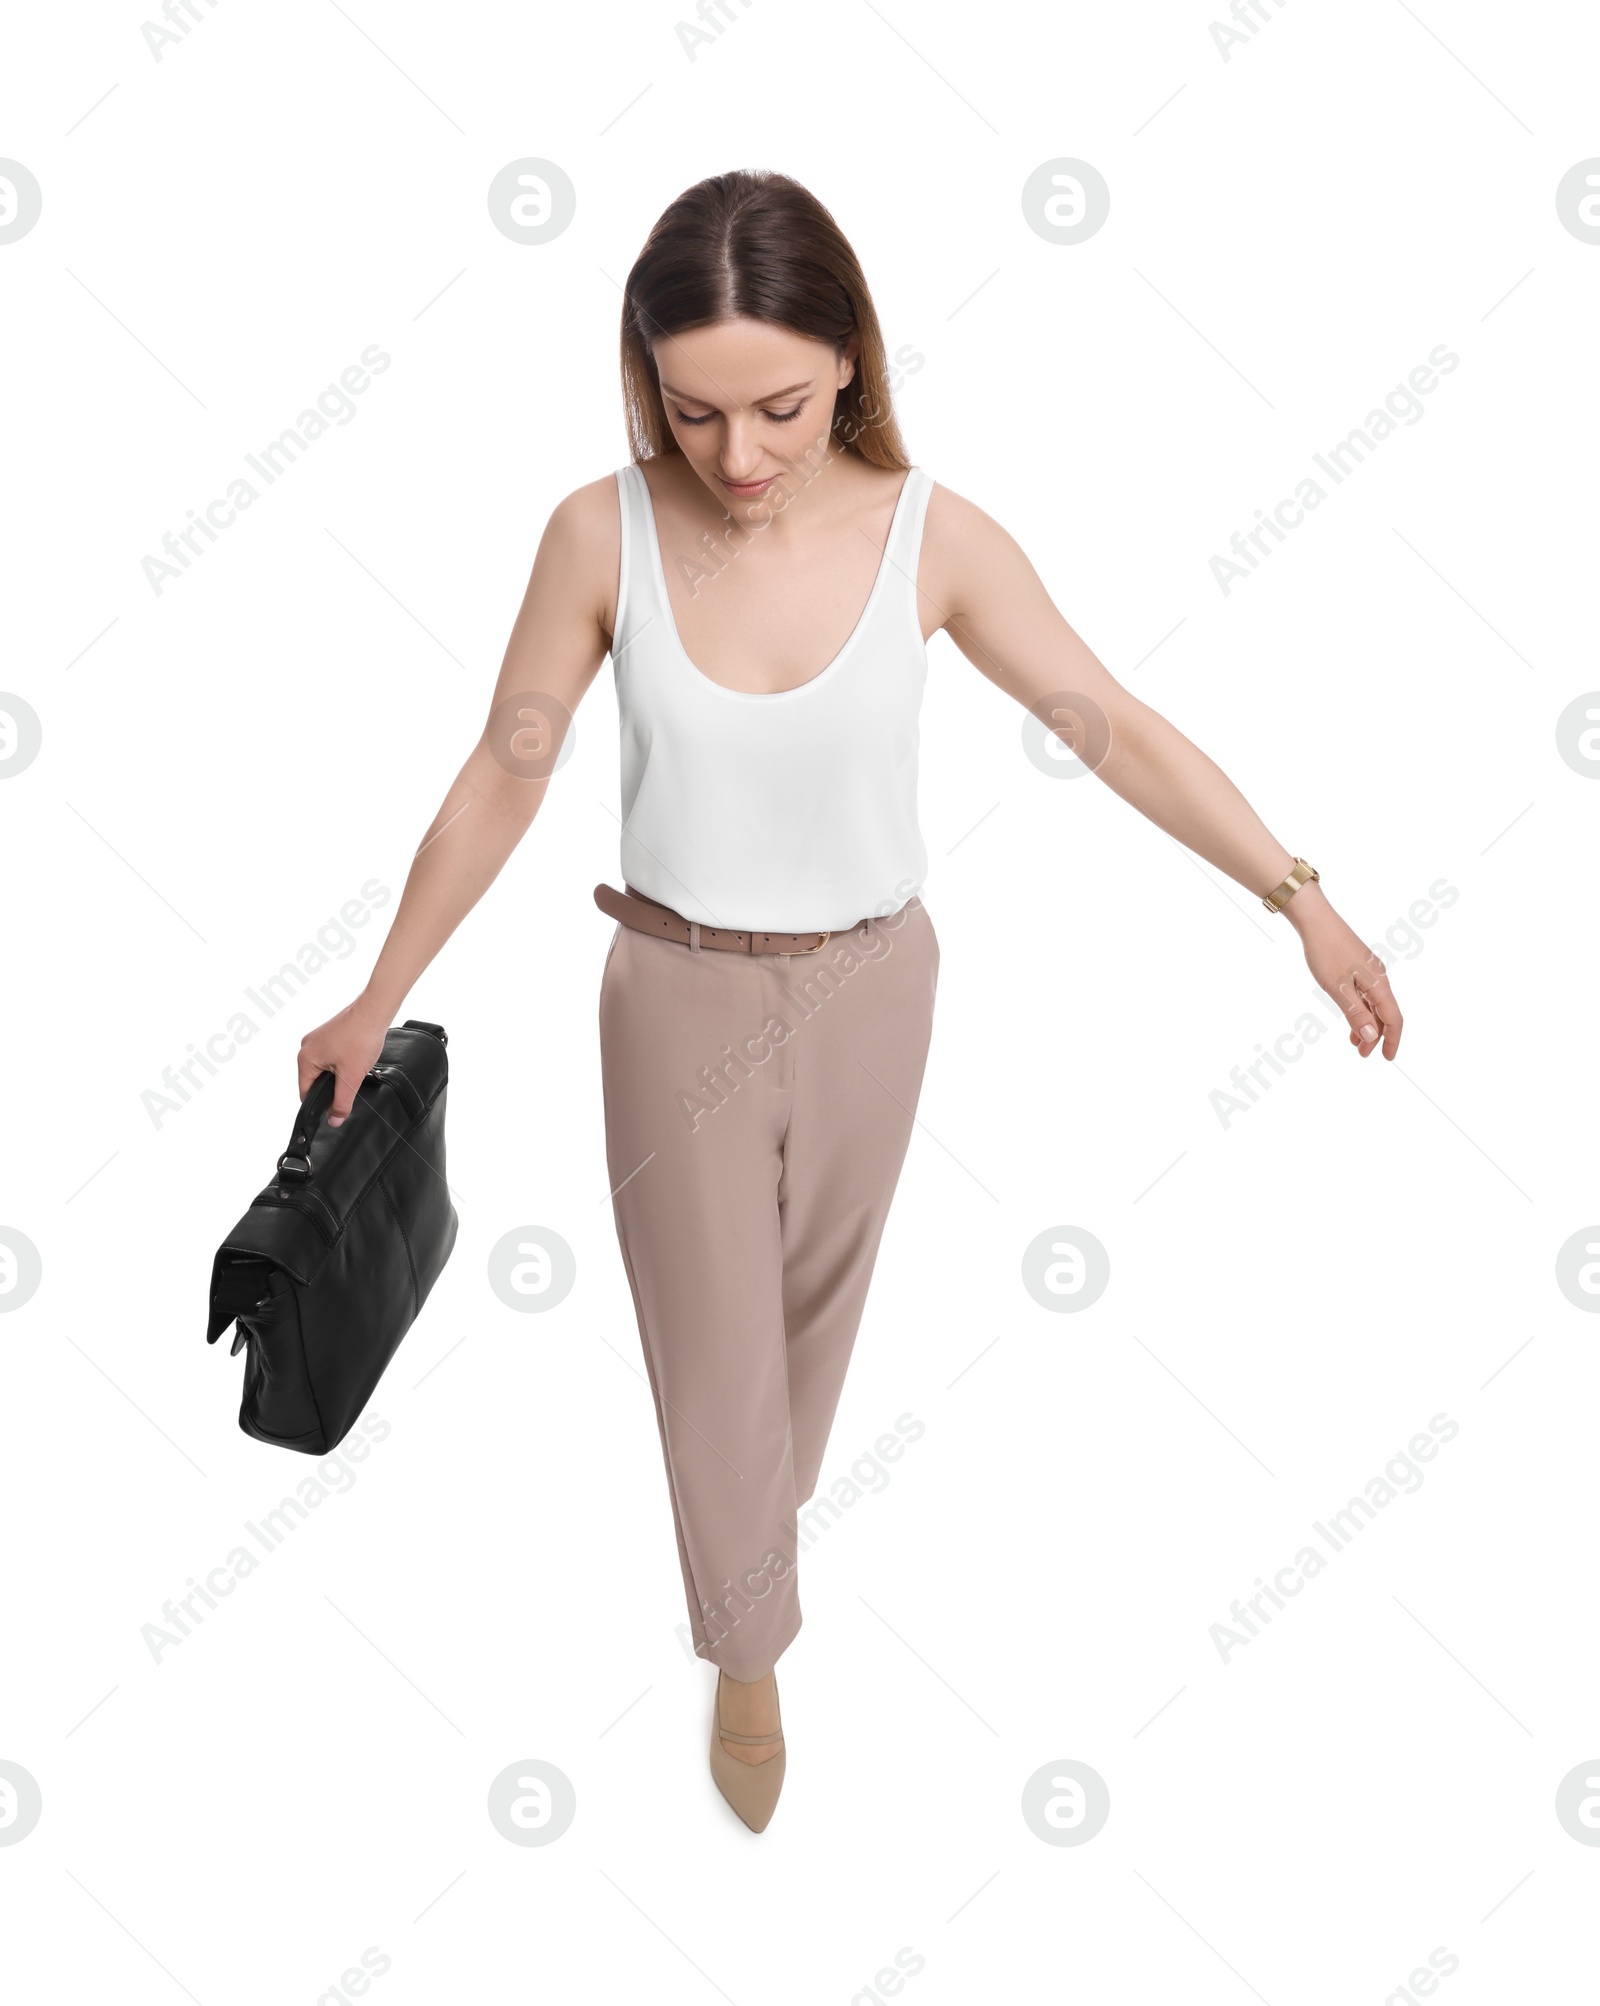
top-left (296, 1047), bottom-right (330, 1101)
top-left (295, 1049), bottom-right (356, 1119)
top-left (1356, 970), bottom-right (1403, 1059)
top-left (325, 1066), bottom-right (364, 1127)
top-left (1332, 972), bottom-right (1384, 1053)
top-left (1347, 1007), bottom-right (1382, 1053)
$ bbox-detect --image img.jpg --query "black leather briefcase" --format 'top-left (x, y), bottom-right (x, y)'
top-left (204, 1019), bottom-right (458, 1454)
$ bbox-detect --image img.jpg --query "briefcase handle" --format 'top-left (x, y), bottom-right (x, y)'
top-left (275, 1020), bottom-right (447, 1186)
top-left (276, 1072), bottom-right (337, 1187)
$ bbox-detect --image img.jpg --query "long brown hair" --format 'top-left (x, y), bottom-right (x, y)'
top-left (619, 170), bottom-right (910, 472)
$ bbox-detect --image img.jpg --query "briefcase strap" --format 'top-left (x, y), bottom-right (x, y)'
top-left (276, 1073), bottom-right (337, 1186)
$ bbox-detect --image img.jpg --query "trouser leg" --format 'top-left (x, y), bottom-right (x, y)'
top-left (598, 923), bottom-right (803, 1681)
top-left (772, 899), bottom-right (940, 1506)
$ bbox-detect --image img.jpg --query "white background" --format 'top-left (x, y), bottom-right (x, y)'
top-left (3, 1), bottom-right (1597, 2000)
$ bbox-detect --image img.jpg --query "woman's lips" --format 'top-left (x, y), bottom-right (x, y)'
top-left (720, 473), bottom-right (774, 495)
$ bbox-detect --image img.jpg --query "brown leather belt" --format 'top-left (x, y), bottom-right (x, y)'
top-left (594, 881), bottom-right (870, 954)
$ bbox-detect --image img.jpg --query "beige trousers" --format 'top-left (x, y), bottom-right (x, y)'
top-left (597, 894), bottom-right (939, 1680)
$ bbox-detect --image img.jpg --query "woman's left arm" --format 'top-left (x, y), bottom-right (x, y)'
top-left (923, 485), bottom-right (1402, 1060)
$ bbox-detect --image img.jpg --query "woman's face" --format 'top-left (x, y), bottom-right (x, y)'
top-left (652, 316), bottom-right (859, 516)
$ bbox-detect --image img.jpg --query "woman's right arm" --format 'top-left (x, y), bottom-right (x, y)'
top-left (297, 475), bottom-right (620, 1121)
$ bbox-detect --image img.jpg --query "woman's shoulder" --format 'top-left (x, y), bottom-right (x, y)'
top-left (919, 475), bottom-right (1023, 619)
top-left (920, 472), bottom-right (1002, 540)
top-left (528, 469), bottom-right (631, 641)
top-left (544, 465), bottom-right (643, 563)
top-left (549, 465), bottom-right (632, 528)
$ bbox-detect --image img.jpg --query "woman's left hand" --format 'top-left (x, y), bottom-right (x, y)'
top-left (1292, 894), bottom-right (1403, 1059)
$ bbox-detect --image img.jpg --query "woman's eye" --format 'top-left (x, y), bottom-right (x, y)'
top-left (671, 403), bottom-right (806, 426)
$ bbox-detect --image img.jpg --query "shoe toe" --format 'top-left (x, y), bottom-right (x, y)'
top-left (709, 1735), bottom-right (786, 1832)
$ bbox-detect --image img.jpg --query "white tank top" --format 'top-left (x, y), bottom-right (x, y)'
top-left (610, 460), bottom-right (934, 931)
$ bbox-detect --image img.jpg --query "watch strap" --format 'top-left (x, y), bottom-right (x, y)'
top-left (1262, 856), bottom-right (1319, 913)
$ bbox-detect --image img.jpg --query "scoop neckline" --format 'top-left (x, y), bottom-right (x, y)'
top-left (631, 460), bottom-right (918, 703)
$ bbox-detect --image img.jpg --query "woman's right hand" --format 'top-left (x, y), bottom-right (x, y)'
top-left (296, 994), bottom-right (393, 1127)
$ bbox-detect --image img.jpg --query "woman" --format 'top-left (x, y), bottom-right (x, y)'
top-left (297, 169), bottom-right (1403, 1834)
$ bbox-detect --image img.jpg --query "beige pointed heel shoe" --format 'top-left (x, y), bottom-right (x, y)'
top-left (709, 1669), bottom-right (786, 1833)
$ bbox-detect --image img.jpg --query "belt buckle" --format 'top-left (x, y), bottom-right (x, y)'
top-left (797, 930), bottom-right (830, 954)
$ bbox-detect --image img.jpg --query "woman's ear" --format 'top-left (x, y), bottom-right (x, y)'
top-left (837, 335), bottom-right (861, 390)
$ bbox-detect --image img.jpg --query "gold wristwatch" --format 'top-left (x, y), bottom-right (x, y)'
top-left (1261, 856), bottom-right (1319, 913)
